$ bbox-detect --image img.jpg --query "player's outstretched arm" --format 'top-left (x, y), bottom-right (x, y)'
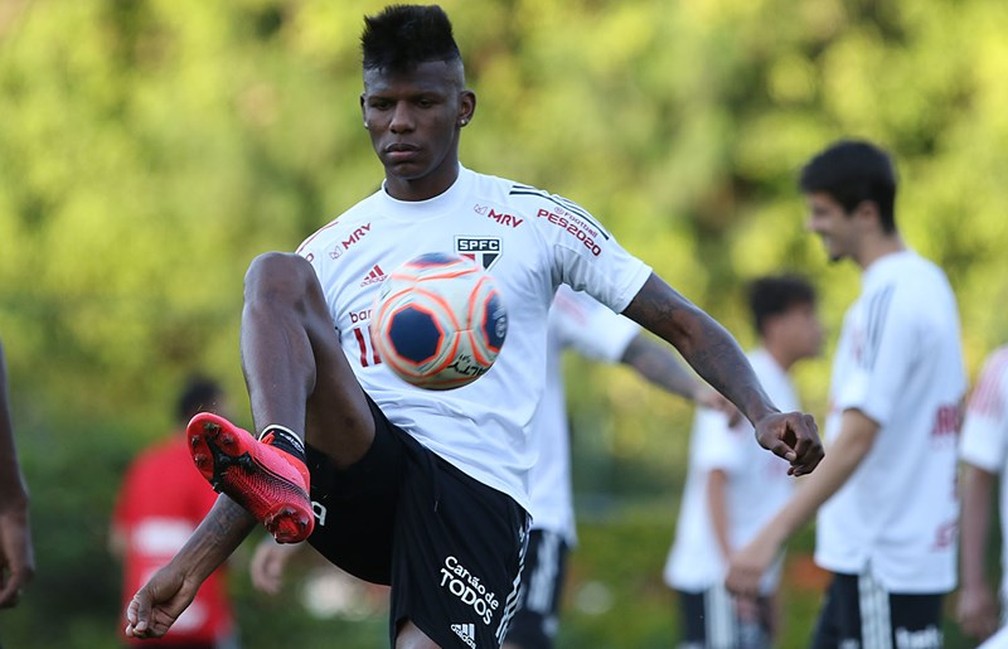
top-left (0, 341), bottom-right (34, 609)
top-left (619, 334), bottom-right (741, 423)
top-left (125, 495), bottom-right (255, 639)
top-left (623, 273), bottom-right (823, 475)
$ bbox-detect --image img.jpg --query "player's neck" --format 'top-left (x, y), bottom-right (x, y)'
top-left (856, 232), bottom-right (905, 270)
top-left (763, 342), bottom-right (796, 373)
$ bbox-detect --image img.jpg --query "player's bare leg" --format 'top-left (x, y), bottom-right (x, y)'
top-left (190, 252), bottom-right (376, 542)
top-left (239, 252), bottom-right (375, 466)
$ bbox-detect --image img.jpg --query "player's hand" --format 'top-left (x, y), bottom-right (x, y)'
top-left (725, 534), bottom-right (778, 600)
top-left (250, 536), bottom-right (302, 595)
top-left (0, 500), bottom-right (35, 608)
top-left (695, 388), bottom-right (743, 427)
top-left (956, 582), bottom-right (999, 641)
top-left (125, 562), bottom-right (199, 639)
top-left (753, 411), bottom-right (822, 476)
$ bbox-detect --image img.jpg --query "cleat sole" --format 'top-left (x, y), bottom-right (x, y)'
top-left (186, 412), bottom-right (315, 543)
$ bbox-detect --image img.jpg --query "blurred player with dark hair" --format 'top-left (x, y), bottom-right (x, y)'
top-left (666, 274), bottom-right (822, 649)
top-left (727, 140), bottom-right (964, 649)
top-left (112, 376), bottom-right (239, 649)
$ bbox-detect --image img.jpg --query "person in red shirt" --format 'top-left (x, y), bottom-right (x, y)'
top-left (111, 376), bottom-right (239, 649)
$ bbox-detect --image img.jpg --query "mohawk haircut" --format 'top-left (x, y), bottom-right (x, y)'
top-left (361, 4), bottom-right (462, 73)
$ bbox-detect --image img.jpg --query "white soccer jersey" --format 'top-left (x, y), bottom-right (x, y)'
top-left (529, 285), bottom-right (640, 544)
top-left (959, 345), bottom-right (1008, 601)
top-left (814, 250), bottom-right (964, 593)
top-left (296, 166), bottom-right (652, 510)
top-left (663, 349), bottom-right (797, 594)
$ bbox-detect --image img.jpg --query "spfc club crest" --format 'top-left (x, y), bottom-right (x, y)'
top-left (454, 236), bottom-right (501, 271)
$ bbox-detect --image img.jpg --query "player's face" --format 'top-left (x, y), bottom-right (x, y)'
top-left (361, 61), bottom-right (475, 201)
top-left (805, 192), bottom-right (858, 262)
top-left (778, 301), bottom-right (824, 361)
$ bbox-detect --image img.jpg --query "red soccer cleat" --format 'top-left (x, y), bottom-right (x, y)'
top-left (187, 412), bottom-right (314, 543)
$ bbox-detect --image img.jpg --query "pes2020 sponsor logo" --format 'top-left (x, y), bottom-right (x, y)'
top-left (536, 208), bottom-right (602, 256)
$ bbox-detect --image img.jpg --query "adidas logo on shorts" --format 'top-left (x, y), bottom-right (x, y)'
top-left (451, 623), bottom-right (476, 648)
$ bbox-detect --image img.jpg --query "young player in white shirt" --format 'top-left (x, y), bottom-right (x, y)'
top-left (726, 140), bottom-right (965, 649)
top-left (665, 275), bottom-right (823, 649)
top-left (957, 346), bottom-right (1008, 645)
top-left (124, 6), bottom-right (823, 648)
top-left (503, 285), bottom-right (730, 649)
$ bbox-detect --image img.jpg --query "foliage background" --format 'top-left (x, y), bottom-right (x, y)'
top-left (2, 0), bottom-right (1007, 647)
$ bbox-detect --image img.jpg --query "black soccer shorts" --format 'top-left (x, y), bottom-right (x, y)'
top-left (811, 572), bottom-right (944, 649)
top-left (305, 394), bottom-right (530, 648)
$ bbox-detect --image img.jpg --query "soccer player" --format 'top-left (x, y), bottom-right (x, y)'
top-left (957, 345), bottom-right (1008, 645)
top-left (125, 6), bottom-right (823, 648)
top-left (111, 376), bottom-right (239, 649)
top-left (725, 140), bottom-right (965, 649)
top-left (243, 285), bottom-right (732, 646)
top-left (664, 275), bottom-right (822, 649)
top-left (0, 339), bottom-right (33, 611)
top-left (503, 284), bottom-right (734, 649)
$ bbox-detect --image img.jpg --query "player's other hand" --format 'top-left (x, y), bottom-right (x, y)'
top-left (753, 411), bottom-right (822, 476)
top-left (725, 534), bottom-right (778, 600)
top-left (956, 582), bottom-right (999, 642)
top-left (125, 563), bottom-right (198, 639)
top-left (250, 536), bottom-right (302, 595)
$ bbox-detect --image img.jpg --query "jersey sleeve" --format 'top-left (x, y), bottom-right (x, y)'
top-left (960, 350), bottom-right (1008, 473)
top-left (549, 286), bottom-right (640, 363)
top-left (513, 189), bottom-right (652, 314)
top-left (833, 283), bottom-right (917, 427)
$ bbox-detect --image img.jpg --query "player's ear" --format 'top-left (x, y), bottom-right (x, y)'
top-left (458, 90), bottom-right (476, 127)
top-left (853, 199), bottom-right (880, 225)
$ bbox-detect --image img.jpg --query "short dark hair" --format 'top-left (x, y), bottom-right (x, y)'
top-left (799, 139), bottom-right (898, 233)
top-left (747, 275), bottom-right (817, 337)
top-left (176, 375), bottom-right (223, 424)
top-left (361, 4), bottom-right (461, 73)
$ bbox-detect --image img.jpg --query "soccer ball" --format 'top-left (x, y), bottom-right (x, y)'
top-left (370, 252), bottom-right (508, 390)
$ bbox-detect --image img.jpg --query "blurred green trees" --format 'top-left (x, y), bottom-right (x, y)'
top-left (2, 0), bottom-right (1007, 647)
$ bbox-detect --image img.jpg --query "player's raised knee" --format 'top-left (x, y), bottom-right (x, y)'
top-left (244, 252), bottom-right (318, 303)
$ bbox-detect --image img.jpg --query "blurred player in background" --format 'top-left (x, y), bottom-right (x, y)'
top-left (111, 376), bottom-right (239, 649)
top-left (664, 275), bottom-right (822, 649)
top-left (0, 339), bottom-right (34, 619)
top-left (125, 6), bottom-right (823, 648)
top-left (957, 345), bottom-right (1008, 645)
top-left (726, 140), bottom-right (965, 649)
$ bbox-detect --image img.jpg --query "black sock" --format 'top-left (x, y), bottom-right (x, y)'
top-left (259, 425), bottom-right (306, 462)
